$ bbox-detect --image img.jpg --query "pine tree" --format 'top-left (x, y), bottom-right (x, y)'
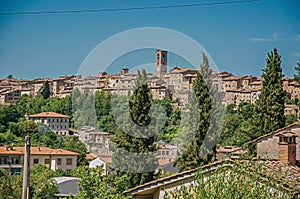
top-left (250, 48), bottom-right (285, 139)
top-left (111, 69), bottom-right (157, 189)
top-left (41, 80), bottom-right (51, 99)
top-left (174, 53), bottom-right (215, 172)
top-left (294, 59), bottom-right (300, 84)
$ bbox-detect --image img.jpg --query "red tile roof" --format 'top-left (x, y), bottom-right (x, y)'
top-left (28, 112), bottom-right (69, 118)
top-left (0, 146), bottom-right (78, 156)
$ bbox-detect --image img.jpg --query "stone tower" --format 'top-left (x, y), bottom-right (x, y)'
top-left (277, 131), bottom-right (297, 166)
top-left (155, 49), bottom-right (167, 79)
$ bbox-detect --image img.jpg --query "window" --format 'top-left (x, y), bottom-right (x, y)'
top-left (44, 158), bottom-right (50, 164)
top-left (57, 158), bottom-right (61, 165)
top-left (66, 158), bottom-right (72, 165)
top-left (33, 158), bottom-right (39, 164)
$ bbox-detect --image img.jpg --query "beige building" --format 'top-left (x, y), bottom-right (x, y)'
top-left (0, 89), bottom-right (21, 104)
top-left (0, 146), bottom-right (78, 174)
top-left (52, 75), bottom-right (77, 98)
top-left (78, 126), bottom-right (111, 155)
top-left (248, 122), bottom-right (300, 164)
top-left (27, 112), bottom-right (70, 136)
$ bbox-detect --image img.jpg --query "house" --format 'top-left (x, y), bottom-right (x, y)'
top-left (0, 146), bottom-right (79, 174)
top-left (248, 121), bottom-right (300, 164)
top-left (89, 155), bottom-right (112, 175)
top-left (155, 140), bottom-right (179, 161)
top-left (52, 176), bottom-right (81, 197)
top-left (27, 112), bottom-right (70, 136)
top-left (78, 126), bottom-right (112, 155)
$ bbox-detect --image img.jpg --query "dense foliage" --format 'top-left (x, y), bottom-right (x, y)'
top-left (164, 161), bottom-right (298, 199)
top-left (0, 165), bottom-right (59, 199)
top-left (218, 102), bottom-right (254, 146)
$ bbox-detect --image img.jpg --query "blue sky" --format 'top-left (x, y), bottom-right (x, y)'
top-left (0, 0), bottom-right (299, 79)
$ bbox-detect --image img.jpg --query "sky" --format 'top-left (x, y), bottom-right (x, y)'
top-left (0, 0), bottom-right (299, 79)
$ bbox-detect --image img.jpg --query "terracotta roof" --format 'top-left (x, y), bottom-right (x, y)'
top-left (244, 160), bottom-right (300, 190)
top-left (86, 154), bottom-right (97, 160)
top-left (28, 112), bottom-right (69, 118)
top-left (247, 122), bottom-right (300, 145)
top-left (99, 156), bottom-right (112, 164)
top-left (223, 76), bottom-right (246, 81)
top-left (250, 81), bottom-right (262, 85)
top-left (157, 159), bottom-right (174, 166)
top-left (0, 146), bottom-right (79, 156)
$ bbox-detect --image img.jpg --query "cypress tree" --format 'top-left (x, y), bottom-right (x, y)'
top-left (41, 80), bottom-right (51, 99)
top-left (174, 53), bottom-right (215, 172)
top-left (250, 48), bottom-right (285, 139)
top-left (111, 69), bottom-right (157, 189)
top-left (294, 59), bottom-right (300, 84)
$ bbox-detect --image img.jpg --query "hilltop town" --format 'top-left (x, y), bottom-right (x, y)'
top-left (1, 50), bottom-right (299, 114)
top-left (0, 49), bottom-right (300, 198)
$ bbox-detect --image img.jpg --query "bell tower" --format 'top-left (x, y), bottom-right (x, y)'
top-left (155, 49), bottom-right (167, 79)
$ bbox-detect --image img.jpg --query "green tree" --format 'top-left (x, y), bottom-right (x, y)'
top-left (62, 136), bottom-right (88, 166)
top-left (30, 164), bottom-right (59, 199)
top-left (16, 94), bottom-right (30, 116)
top-left (0, 104), bottom-right (20, 129)
top-left (250, 48), bottom-right (285, 139)
top-left (73, 166), bottom-right (129, 199)
top-left (41, 80), bottom-right (51, 99)
top-left (164, 161), bottom-right (297, 199)
top-left (174, 53), bottom-right (216, 172)
top-left (218, 103), bottom-right (254, 146)
top-left (0, 169), bottom-right (22, 199)
top-left (294, 59), bottom-right (300, 84)
top-left (6, 74), bottom-right (13, 79)
top-left (111, 69), bottom-right (157, 189)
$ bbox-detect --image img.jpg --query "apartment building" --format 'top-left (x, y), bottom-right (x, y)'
top-left (52, 75), bottom-right (77, 98)
top-left (0, 89), bottom-right (21, 104)
top-left (27, 112), bottom-right (70, 136)
top-left (0, 146), bottom-right (78, 174)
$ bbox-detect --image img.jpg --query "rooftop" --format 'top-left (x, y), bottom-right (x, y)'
top-left (28, 112), bottom-right (69, 118)
top-left (0, 146), bottom-right (79, 156)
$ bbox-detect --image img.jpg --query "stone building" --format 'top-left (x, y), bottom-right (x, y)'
top-left (27, 112), bottom-right (70, 136)
top-left (248, 122), bottom-right (300, 165)
top-left (78, 126), bottom-right (112, 155)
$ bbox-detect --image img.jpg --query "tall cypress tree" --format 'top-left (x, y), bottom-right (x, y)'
top-left (41, 80), bottom-right (51, 99)
top-left (250, 48), bottom-right (285, 139)
top-left (294, 59), bottom-right (300, 84)
top-left (111, 69), bottom-right (157, 189)
top-left (174, 53), bottom-right (215, 172)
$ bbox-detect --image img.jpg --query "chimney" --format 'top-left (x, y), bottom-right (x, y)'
top-left (277, 132), bottom-right (297, 166)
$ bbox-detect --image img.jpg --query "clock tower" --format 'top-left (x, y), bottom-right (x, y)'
top-left (155, 49), bottom-right (167, 79)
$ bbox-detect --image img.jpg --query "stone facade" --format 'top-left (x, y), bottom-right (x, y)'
top-left (249, 122), bottom-right (300, 162)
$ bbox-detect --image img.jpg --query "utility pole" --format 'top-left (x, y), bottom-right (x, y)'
top-left (22, 136), bottom-right (30, 199)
